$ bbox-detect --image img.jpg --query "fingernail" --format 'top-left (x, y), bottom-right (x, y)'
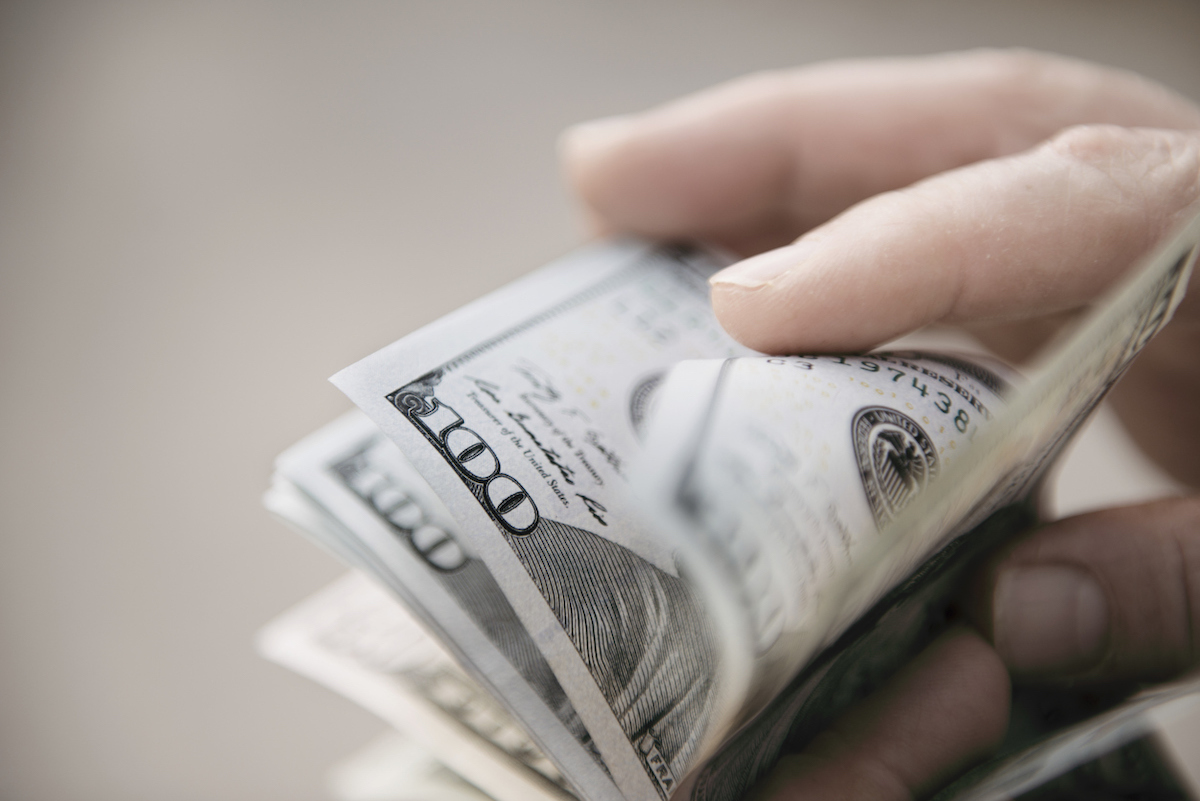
top-left (709, 239), bottom-right (820, 289)
top-left (560, 115), bottom-right (637, 162)
top-left (993, 565), bottom-right (1108, 674)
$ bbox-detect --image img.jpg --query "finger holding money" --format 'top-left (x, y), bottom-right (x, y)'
top-left (561, 48), bottom-right (1200, 485)
top-left (971, 496), bottom-right (1200, 682)
top-left (701, 126), bottom-right (1199, 352)
top-left (561, 49), bottom-right (1200, 256)
top-left (749, 630), bottom-right (1009, 801)
top-left (561, 48), bottom-right (1200, 798)
top-left (700, 123), bottom-right (1200, 490)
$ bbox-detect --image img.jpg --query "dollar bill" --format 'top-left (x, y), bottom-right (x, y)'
top-left (637, 351), bottom-right (1015, 723)
top-left (634, 351), bottom-right (1032, 801)
top-left (264, 411), bottom-right (615, 801)
top-left (930, 674), bottom-right (1200, 801)
top-left (330, 240), bottom-right (756, 800)
top-left (631, 210), bottom-right (1200, 801)
top-left (277, 211), bottom-right (1200, 801)
top-left (258, 570), bottom-right (572, 801)
top-left (327, 729), bottom-right (496, 801)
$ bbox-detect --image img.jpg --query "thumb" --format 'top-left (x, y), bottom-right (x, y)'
top-left (973, 496), bottom-right (1200, 681)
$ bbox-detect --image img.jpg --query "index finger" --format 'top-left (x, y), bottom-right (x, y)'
top-left (709, 125), bottom-right (1200, 353)
top-left (561, 50), bottom-right (1200, 255)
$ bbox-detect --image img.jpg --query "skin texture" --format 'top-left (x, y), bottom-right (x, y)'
top-left (561, 49), bottom-right (1200, 798)
top-left (972, 497), bottom-right (1200, 683)
top-left (748, 630), bottom-right (1010, 801)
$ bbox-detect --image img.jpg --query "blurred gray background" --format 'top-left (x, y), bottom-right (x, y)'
top-left (2, 2), bottom-right (1199, 800)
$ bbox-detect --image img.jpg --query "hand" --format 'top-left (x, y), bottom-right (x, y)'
top-left (561, 49), bottom-right (1200, 798)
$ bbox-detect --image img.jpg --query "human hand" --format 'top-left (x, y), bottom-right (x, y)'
top-left (561, 49), bottom-right (1200, 798)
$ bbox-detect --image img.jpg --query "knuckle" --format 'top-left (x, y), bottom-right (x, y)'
top-left (1042, 125), bottom-right (1200, 215)
top-left (969, 47), bottom-right (1061, 85)
top-left (966, 47), bottom-right (1078, 104)
top-left (717, 68), bottom-right (797, 105)
top-left (1046, 124), bottom-right (1199, 169)
top-left (1046, 123), bottom-right (1142, 161)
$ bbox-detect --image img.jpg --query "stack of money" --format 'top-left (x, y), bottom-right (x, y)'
top-left (259, 220), bottom-right (1200, 801)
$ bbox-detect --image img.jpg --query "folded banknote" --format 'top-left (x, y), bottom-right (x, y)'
top-left (262, 213), bottom-right (1200, 801)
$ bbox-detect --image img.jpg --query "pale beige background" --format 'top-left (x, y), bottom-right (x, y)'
top-left (2, 2), bottom-right (1199, 800)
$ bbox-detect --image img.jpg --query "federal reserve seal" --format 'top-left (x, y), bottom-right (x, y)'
top-left (852, 406), bottom-right (939, 525)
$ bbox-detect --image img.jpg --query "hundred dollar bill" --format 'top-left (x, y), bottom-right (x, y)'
top-left (258, 570), bottom-right (572, 801)
top-left (311, 212), bottom-right (1198, 801)
top-left (264, 412), bottom-right (613, 801)
top-left (631, 209), bottom-right (1200, 801)
top-left (327, 729), bottom-right (496, 801)
top-left (331, 240), bottom-right (753, 801)
top-left (637, 351), bottom-right (1016, 728)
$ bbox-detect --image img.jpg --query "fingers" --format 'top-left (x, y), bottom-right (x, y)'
top-left (752, 629), bottom-right (1009, 801)
top-left (562, 49), bottom-right (1200, 255)
top-left (1108, 304), bottom-right (1200, 487)
top-left (708, 125), bottom-right (1200, 353)
top-left (973, 496), bottom-right (1200, 682)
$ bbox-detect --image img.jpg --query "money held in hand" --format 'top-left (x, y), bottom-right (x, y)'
top-left (262, 217), bottom-right (1200, 801)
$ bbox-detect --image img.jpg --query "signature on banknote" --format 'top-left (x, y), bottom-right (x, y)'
top-left (263, 216), bottom-right (1200, 801)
